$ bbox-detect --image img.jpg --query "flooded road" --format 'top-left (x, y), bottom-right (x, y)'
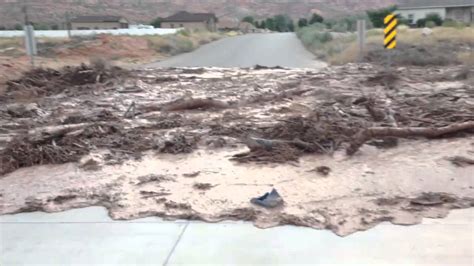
top-left (147, 33), bottom-right (326, 68)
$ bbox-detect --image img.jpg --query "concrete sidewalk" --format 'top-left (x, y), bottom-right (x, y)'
top-left (1, 207), bottom-right (473, 265)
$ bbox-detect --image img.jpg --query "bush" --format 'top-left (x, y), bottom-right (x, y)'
top-left (425, 13), bottom-right (443, 26)
top-left (298, 18), bottom-right (308, 28)
top-left (425, 21), bottom-right (436, 28)
top-left (443, 19), bottom-right (465, 28)
top-left (150, 17), bottom-right (162, 28)
top-left (309, 13), bottom-right (324, 24)
top-left (179, 29), bottom-right (191, 37)
top-left (332, 22), bottom-right (349, 32)
top-left (416, 18), bottom-right (426, 27)
top-left (297, 25), bottom-right (333, 47)
top-left (367, 6), bottom-right (397, 28)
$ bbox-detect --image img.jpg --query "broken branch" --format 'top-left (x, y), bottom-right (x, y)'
top-left (347, 121), bottom-right (474, 155)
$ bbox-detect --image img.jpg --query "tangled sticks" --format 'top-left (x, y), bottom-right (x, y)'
top-left (346, 122), bottom-right (474, 155)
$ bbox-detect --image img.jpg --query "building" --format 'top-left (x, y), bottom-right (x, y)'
top-left (161, 11), bottom-right (217, 31)
top-left (70, 16), bottom-right (129, 30)
top-left (218, 20), bottom-right (240, 31)
top-left (238, 22), bottom-right (257, 33)
top-left (397, 0), bottom-right (474, 25)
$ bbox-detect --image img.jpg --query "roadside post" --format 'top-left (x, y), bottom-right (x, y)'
top-left (357, 20), bottom-right (366, 62)
top-left (66, 12), bottom-right (72, 39)
top-left (24, 25), bottom-right (37, 68)
top-left (384, 13), bottom-right (398, 70)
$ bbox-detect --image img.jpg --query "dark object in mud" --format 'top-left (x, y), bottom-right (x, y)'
top-left (48, 195), bottom-right (78, 204)
top-left (250, 189), bottom-right (284, 209)
top-left (254, 64), bottom-right (284, 70)
top-left (62, 109), bottom-right (117, 125)
top-left (367, 137), bottom-right (399, 149)
top-left (347, 122), bottom-right (474, 155)
top-left (140, 191), bottom-right (171, 199)
top-left (374, 197), bottom-right (403, 206)
top-left (183, 171), bottom-right (200, 178)
top-left (165, 201), bottom-right (192, 210)
top-left (365, 71), bottom-right (399, 88)
top-left (161, 98), bottom-right (229, 111)
top-left (410, 192), bottom-right (457, 206)
top-left (232, 143), bottom-right (302, 164)
top-left (446, 156), bottom-right (474, 167)
top-left (156, 133), bottom-right (198, 154)
top-left (137, 174), bottom-right (172, 185)
top-left (316, 166), bottom-right (331, 176)
top-left (193, 183), bottom-right (213, 190)
top-left (155, 76), bottom-right (179, 83)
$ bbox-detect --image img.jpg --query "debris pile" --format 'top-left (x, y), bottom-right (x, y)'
top-left (1, 64), bottom-right (473, 172)
top-left (2, 63), bottom-right (127, 101)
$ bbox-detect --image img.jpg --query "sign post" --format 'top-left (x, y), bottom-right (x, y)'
top-left (357, 20), bottom-right (366, 62)
top-left (384, 13), bottom-right (398, 70)
top-left (24, 25), bottom-right (37, 68)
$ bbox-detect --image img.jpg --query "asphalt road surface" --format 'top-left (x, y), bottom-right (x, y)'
top-left (148, 33), bottom-right (326, 68)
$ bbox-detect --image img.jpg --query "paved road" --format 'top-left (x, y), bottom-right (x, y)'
top-left (147, 33), bottom-right (326, 68)
top-left (1, 207), bottom-right (472, 265)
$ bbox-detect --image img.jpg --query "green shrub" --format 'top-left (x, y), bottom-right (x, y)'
top-left (297, 25), bottom-right (333, 53)
top-left (366, 6), bottom-right (397, 28)
top-left (171, 36), bottom-right (194, 54)
top-left (425, 13), bottom-right (443, 26)
top-left (332, 22), bottom-right (349, 32)
top-left (416, 18), bottom-right (426, 27)
top-left (425, 21), bottom-right (436, 28)
top-left (443, 19), bottom-right (466, 28)
top-left (179, 29), bottom-right (191, 37)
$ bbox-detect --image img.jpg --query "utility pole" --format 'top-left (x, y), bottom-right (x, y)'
top-left (357, 20), bottom-right (366, 63)
top-left (22, 1), bottom-right (36, 68)
top-left (65, 12), bottom-right (71, 38)
top-left (22, 3), bottom-right (30, 26)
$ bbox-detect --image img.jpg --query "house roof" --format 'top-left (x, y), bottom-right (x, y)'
top-left (218, 20), bottom-right (239, 29)
top-left (398, 0), bottom-right (474, 9)
top-left (162, 11), bottom-right (216, 22)
top-left (71, 16), bottom-right (127, 23)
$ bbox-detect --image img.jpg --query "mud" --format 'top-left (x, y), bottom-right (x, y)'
top-left (0, 64), bottom-right (473, 236)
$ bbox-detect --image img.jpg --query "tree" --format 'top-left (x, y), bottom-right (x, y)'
top-left (14, 23), bottom-right (22, 30)
top-left (265, 17), bottom-right (275, 31)
top-left (0, 26), bottom-right (6, 30)
top-left (425, 13), bottom-right (443, 26)
top-left (32, 23), bottom-right (49, 30)
top-left (298, 18), bottom-right (308, 28)
top-left (51, 24), bottom-right (59, 30)
top-left (416, 18), bottom-right (426, 28)
top-left (288, 21), bottom-right (295, 32)
top-left (367, 6), bottom-right (396, 28)
top-left (309, 13), bottom-right (324, 24)
top-left (242, 16), bottom-right (255, 25)
top-left (260, 20), bottom-right (266, 29)
top-left (273, 14), bottom-right (294, 32)
top-left (150, 17), bottom-right (162, 28)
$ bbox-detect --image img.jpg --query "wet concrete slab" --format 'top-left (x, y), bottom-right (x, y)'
top-left (1, 207), bottom-right (472, 265)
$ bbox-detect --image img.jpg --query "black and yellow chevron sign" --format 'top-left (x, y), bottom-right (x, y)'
top-left (384, 14), bottom-right (398, 49)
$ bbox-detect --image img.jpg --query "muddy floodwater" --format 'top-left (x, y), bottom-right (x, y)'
top-left (0, 64), bottom-right (473, 236)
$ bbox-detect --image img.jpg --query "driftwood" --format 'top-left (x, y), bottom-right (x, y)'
top-left (347, 121), bottom-right (474, 155)
top-left (446, 156), bottom-right (474, 167)
top-left (162, 98), bottom-right (229, 111)
top-left (27, 122), bottom-right (113, 143)
top-left (243, 137), bottom-right (319, 152)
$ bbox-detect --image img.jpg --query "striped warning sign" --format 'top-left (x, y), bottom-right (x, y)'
top-left (384, 14), bottom-right (398, 49)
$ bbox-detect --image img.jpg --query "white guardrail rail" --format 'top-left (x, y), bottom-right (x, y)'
top-left (0, 28), bottom-right (181, 38)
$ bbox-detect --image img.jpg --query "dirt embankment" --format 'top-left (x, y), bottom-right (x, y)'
top-left (0, 64), bottom-right (473, 236)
